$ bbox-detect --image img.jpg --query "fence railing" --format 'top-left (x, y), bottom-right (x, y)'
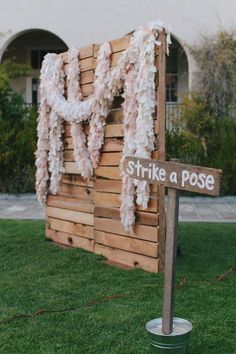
top-left (24, 102), bottom-right (184, 131)
top-left (166, 103), bottom-right (183, 131)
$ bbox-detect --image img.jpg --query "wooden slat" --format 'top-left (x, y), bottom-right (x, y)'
top-left (101, 138), bottom-right (123, 152)
top-left (47, 217), bottom-right (94, 239)
top-left (64, 162), bottom-right (82, 175)
top-left (64, 137), bottom-right (73, 150)
top-left (64, 57), bottom-right (94, 73)
top-left (64, 150), bottom-right (124, 164)
top-left (79, 44), bottom-right (94, 59)
top-left (157, 31), bottom-right (167, 271)
top-left (59, 184), bottom-right (94, 200)
top-left (111, 52), bottom-right (123, 67)
top-left (110, 35), bottom-right (131, 53)
top-left (95, 166), bottom-right (121, 180)
top-left (46, 228), bottom-right (94, 252)
top-left (94, 36), bottom-right (131, 58)
top-left (47, 195), bottom-right (94, 213)
top-left (104, 124), bottom-right (123, 138)
top-left (81, 70), bottom-right (94, 85)
top-left (81, 83), bottom-right (94, 96)
top-left (95, 243), bottom-right (159, 273)
top-left (81, 57), bottom-right (95, 72)
top-left (64, 121), bottom-right (158, 141)
top-left (63, 123), bottom-right (71, 137)
top-left (95, 191), bottom-right (158, 212)
top-left (106, 109), bottom-right (123, 123)
top-left (61, 44), bottom-right (94, 63)
top-left (95, 217), bottom-right (158, 242)
top-left (47, 206), bottom-right (94, 226)
top-left (104, 121), bottom-right (158, 138)
top-left (95, 179), bottom-right (122, 194)
top-left (62, 175), bottom-right (94, 188)
top-left (99, 152), bottom-right (121, 166)
top-left (95, 206), bottom-right (158, 226)
top-left (64, 150), bottom-right (74, 161)
top-left (95, 192), bottom-right (120, 208)
top-left (95, 230), bottom-right (158, 258)
top-left (64, 163), bottom-right (121, 178)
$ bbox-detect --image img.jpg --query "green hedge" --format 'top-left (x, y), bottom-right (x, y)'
top-left (0, 62), bottom-right (37, 193)
top-left (0, 101), bottom-right (37, 193)
top-left (167, 97), bottom-right (236, 195)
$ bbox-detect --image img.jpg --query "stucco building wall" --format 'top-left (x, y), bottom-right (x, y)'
top-left (0, 0), bottom-right (235, 92)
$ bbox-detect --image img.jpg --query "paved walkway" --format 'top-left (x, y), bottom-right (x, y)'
top-left (0, 194), bottom-right (236, 222)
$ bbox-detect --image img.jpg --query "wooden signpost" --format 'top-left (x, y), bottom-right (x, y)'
top-left (123, 156), bottom-right (222, 336)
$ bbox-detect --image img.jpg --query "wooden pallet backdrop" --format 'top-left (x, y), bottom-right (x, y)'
top-left (46, 31), bottom-right (166, 273)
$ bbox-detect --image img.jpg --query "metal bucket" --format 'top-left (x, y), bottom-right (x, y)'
top-left (146, 317), bottom-right (192, 353)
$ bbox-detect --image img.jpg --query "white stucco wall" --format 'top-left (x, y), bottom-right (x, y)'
top-left (0, 0), bottom-right (235, 88)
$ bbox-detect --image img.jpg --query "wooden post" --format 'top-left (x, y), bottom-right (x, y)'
top-left (162, 187), bottom-right (179, 334)
top-left (157, 30), bottom-right (167, 271)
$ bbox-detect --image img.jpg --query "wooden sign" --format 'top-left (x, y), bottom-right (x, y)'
top-left (123, 156), bottom-right (222, 336)
top-left (123, 157), bottom-right (222, 196)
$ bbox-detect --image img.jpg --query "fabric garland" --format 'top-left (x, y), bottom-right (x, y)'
top-left (35, 21), bottom-right (171, 231)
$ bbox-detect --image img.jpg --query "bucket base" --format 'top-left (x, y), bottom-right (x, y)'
top-left (146, 317), bottom-right (192, 353)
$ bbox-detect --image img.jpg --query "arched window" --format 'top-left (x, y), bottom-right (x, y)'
top-left (166, 36), bottom-right (189, 103)
top-left (1, 29), bottom-right (68, 105)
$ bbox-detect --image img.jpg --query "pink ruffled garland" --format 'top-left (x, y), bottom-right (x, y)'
top-left (68, 48), bottom-right (93, 179)
top-left (88, 42), bottom-right (113, 168)
top-left (48, 55), bottom-right (65, 195)
top-left (35, 22), bottom-right (171, 231)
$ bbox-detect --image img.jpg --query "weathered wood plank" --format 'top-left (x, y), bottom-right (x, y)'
top-left (81, 83), bottom-right (94, 96)
top-left (64, 149), bottom-right (74, 161)
top-left (106, 109), bottom-right (123, 123)
top-left (80, 70), bottom-right (94, 85)
top-left (64, 57), bottom-right (95, 73)
top-left (47, 195), bottom-right (94, 213)
top-left (99, 152), bottom-right (121, 166)
top-left (47, 206), bottom-right (94, 226)
top-left (64, 121), bottom-right (158, 141)
top-left (79, 44), bottom-right (94, 59)
top-left (101, 138), bottom-right (123, 152)
top-left (46, 228), bottom-right (94, 252)
top-left (157, 31), bottom-right (167, 271)
top-left (94, 36), bottom-right (131, 58)
top-left (47, 217), bottom-right (94, 239)
top-left (64, 123), bottom-right (71, 137)
top-left (110, 35), bottom-right (131, 53)
top-left (62, 175), bottom-right (94, 188)
top-left (64, 162), bottom-right (81, 175)
top-left (95, 217), bottom-right (158, 242)
top-left (95, 230), bottom-right (158, 258)
top-left (95, 192), bottom-right (120, 208)
top-left (59, 183), bottom-right (94, 200)
top-left (95, 179), bottom-right (122, 194)
top-left (94, 206), bottom-right (158, 226)
top-left (64, 135), bottom-right (123, 152)
top-left (95, 166), bottom-right (121, 180)
top-left (62, 44), bottom-right (94, 63)
top-left (95, 191), bottom-right (158, 212)
top-left (95, 243), bottom-right (159, 273)
top-left (64, 137), bottom-right (73, 150)
top-left (104, 124), bottom-right (123, 138)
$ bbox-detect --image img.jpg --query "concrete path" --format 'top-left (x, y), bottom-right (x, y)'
top-left (0, 194), bottom-right (236, 222)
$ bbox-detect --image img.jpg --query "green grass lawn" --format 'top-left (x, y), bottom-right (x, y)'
top-left (0, 220), bottom-right (235, 354)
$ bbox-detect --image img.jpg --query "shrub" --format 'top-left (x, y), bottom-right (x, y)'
top-left (167, 98), bottom-right (236, 195)
top-left (191, 31), bottom-right (236, 117)
top-left (167, 30), bottom-right (236, 195)
top-left (0, 62), bottom-right (37, 193)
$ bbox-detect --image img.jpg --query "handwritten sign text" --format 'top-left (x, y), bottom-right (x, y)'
top-left (123, 157), bottom-right (222, 196)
